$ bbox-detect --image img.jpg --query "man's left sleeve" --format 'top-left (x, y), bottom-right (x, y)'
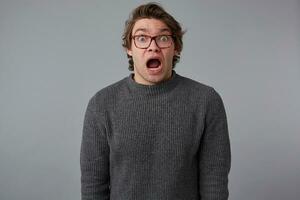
top-left (198, 88), bottom-right (231, 200)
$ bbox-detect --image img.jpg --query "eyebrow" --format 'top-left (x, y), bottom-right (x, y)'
top-left (133, 28), bottom-right (171, 35)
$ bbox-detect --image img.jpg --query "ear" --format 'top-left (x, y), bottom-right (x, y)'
top-left (174, 49), bottom-right (179, 56)
top-left (127, 48), bottom-right (132, 56)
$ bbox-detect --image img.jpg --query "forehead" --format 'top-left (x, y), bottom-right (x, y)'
top-left (132, 18), bottom-right (171, 35)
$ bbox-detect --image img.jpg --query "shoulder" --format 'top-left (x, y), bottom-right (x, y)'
top-left (177, 74), bottom-right (219, 97)
top-left (86, 77), bottom-right (128, 112)
top-left (178, 75), bottom-right (211, 90)
top-left (177, 75), bottom-right (226, 119)
top-left (175, 74), bottom-right (225, 108)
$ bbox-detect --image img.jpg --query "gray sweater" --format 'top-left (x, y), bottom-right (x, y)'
top-left (80, 71), bottom-right (231, 200)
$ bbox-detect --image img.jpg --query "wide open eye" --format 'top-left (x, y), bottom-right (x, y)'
top-left (136, 35), bottom-right (149, 43)
top-left (158, 35), bottom-right (170, 42)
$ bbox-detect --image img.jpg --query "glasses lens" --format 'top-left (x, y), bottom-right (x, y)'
top-left (134, 35), bottom-right (149, 48)
top-left (156, 35), bottom-right (172, 48)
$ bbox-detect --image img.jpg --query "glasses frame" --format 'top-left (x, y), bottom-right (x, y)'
top-left (131, 34), bottom-right (174, 49)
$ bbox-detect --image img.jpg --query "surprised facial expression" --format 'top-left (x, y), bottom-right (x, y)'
top-left (127, 18), bottom-right (178, 85)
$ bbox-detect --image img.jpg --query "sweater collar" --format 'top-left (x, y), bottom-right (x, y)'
top-left (127, 70), bottom-right (179, 97)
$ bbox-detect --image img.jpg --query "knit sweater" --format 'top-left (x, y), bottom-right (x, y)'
top-left (80, 71), bottom-right (231, 200)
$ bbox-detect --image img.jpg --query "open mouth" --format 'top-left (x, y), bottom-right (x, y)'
top-left (146, 59), bottom-right (161, 68)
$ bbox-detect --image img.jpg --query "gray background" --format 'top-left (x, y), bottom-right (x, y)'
top-left (1, 0), bottom-right (299, 199)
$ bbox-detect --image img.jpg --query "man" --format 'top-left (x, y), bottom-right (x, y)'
top-left (80, 3), bottom-right (231, 200)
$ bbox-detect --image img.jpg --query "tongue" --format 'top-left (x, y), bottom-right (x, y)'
top-left (147, 59), bottom-right (160, 68)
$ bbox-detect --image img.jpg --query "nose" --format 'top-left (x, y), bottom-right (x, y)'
top-left (147, 39), bottom-right (160, 52)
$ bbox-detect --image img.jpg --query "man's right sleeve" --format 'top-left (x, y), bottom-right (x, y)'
top-left (80, 97), bottom-right (110, 200)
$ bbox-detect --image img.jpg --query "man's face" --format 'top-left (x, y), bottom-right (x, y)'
top-left (127, 18), bottom-right (178, 85)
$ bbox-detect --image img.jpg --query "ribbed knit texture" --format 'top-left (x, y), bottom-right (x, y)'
top-left (80, 71), bottom-right (231, 200)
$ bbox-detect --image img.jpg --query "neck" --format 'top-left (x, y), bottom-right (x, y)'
top-left (127, 70), bottom-right (179, 98)
top-left (133, 70), bottom-right (173, 86)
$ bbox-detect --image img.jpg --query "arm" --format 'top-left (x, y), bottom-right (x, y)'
top-left (198, 88), bottom-right (231, 200)
top-left (80, 97), bottom-right (110, 200)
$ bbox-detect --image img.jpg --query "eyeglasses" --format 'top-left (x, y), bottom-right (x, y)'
top-left (132, 34), bottom-right (174, 49)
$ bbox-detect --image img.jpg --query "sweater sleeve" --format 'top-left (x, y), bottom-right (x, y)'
top-left (198, 88), bottom-right (231, 200)
top-left (80, 96), bottom-right (110, 200)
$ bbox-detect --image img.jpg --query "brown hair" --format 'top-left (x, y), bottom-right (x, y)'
top-left (122, 2), bottom-right (185, 71)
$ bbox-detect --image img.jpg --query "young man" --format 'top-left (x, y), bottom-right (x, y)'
top-left (80, 3), bottom-right (231, 200)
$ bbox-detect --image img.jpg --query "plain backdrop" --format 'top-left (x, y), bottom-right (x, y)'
top-left (1, 0), bottom-right (299, 199)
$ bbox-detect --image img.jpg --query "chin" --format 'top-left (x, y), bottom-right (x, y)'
top-left (147, 74), bottom-right (169, 84)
